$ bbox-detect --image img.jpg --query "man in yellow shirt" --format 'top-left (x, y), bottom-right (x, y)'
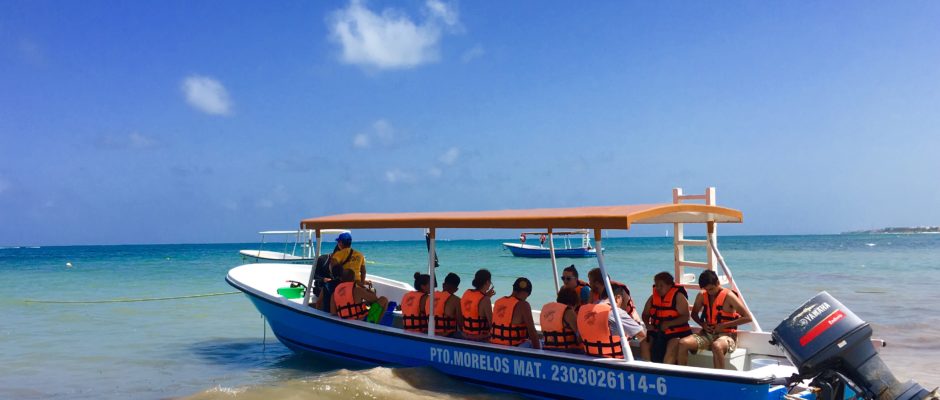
top-left (330, 232), bottom-right (367, 286)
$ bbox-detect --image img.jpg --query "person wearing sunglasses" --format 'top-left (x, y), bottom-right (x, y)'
top-left (561, 265), bottom-right (591, 306)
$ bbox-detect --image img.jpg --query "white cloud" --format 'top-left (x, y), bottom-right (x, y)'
top-left (461, 44), bottom-right (484, 63)
top-left (256, 185), bottom-right (289, 208)
top-left (127, 132), bottom-right (156, 149)
top-left (372, 119), bottom-right (395, 144)
top-left (328, 0), bottom-right (460, 70)
top-left (385, 168), bottom-right (415, 184)
top-left (95, 132), bottom-right (158, 150)
top-left (439, 147), bottom-right (460, 165)
top-left (353, 133), bottom-right (371, 148)
top-left (425, 0), bottom-right (459, 27)
top-left (352, 119), bottom-right (398, 148)
top-left (181, 75), bottom-right (232, 115)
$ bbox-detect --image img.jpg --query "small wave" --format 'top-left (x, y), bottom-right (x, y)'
top-left (865, 243), bottom-right (876, 247)
top-left (180, 367), bottom-right (517, 400)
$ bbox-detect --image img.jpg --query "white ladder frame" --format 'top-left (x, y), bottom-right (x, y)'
top-left (672, 187), bottom-right (762, 332)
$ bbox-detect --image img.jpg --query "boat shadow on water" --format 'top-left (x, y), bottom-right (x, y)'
top-left (186, 338), bottom-right (337, 372)
top-left (184, 339), bottom-right (519, 399)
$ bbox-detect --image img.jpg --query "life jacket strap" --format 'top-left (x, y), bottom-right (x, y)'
top-left (582, 336), bottom-right (624, 358)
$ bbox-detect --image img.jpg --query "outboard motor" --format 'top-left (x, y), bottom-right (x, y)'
top-left (771, 291), bottom-right (936, 400)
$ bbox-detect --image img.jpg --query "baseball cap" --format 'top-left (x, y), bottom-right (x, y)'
top-left (335, 232), bottom-right (352, 244)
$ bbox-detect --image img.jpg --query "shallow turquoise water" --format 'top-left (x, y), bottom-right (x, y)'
top-left (1, 234), bottom-right (938, 399)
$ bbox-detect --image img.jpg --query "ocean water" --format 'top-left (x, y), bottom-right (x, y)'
top-left (1, 234), bottom-right (938, 399)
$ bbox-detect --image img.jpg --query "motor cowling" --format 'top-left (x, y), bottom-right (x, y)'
top-left (771, 291), bottom-right (936, 400)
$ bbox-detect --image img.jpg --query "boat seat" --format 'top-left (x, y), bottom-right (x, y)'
top-left (687, 346), bottom-right (747, 371)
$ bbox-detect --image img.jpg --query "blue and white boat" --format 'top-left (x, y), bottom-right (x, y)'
top-left (503, 230), bottom-right (600, 258)
top-left (227, 188), bottom-right (933, 400)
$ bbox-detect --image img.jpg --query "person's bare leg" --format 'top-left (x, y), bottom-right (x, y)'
top-left (677, 336), bottom-right (697, 365)
top-left (640, 338), bottom-right (652, 361)
top-left (664, 338), bottom-right (680, 364)
top-left (711, 338), bottom-right (728, 369)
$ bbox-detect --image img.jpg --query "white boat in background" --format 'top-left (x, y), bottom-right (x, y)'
top-left (503, 230), bottom-right (600, 258)
top-left (239, 229), bottom-right (349, 264)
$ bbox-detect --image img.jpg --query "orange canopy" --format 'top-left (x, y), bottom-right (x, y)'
top-left (300, 204), bottom-right (742, 230)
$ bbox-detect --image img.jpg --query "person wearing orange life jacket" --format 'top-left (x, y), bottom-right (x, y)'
top-left (540, 287), bottom-right (582, 353)
top-left (490, 277), bottom-right (540, 349)
top-left (426, 272), bottom-right (463, 337)
top-left (330, 268), bottom-right (389, 321)
top-left (677, 270), bottom-right (752, 369)
top-left (461, 269), bottom-right (495, 341)
top-left (640, 272), bottom-right (691, 364)
top-left (578, 285), bottom-right (645, 358)
top-left (587, 268), bottom-right (642, 324)
top-left (401, 273), bottom-right (432, 333)
top-left (561, 265), bottom-right (591, 307)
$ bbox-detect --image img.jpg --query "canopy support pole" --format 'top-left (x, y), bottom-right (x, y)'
top-left (257, 234), bottom-right (266, 258)
top-left (548, 228), bottom-right (560, 294)
top-left (706, 227), bottom-right (761, 332)
top-left (292, 231), bottom-right (299, 258)
top-left (316, 231), bottom-right (322, 256)
top-left (427, 228), bottom-right (436, 337)
top-left (303, 229), bottom-right (321, 307)
top-left (594, 229), bottom-right (633, 362)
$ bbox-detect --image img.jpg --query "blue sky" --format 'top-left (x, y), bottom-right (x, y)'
top-left (1, 1), bottom-right (939, 245)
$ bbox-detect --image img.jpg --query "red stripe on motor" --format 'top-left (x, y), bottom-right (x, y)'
top-left (799, 309), bottom-right (845, 347)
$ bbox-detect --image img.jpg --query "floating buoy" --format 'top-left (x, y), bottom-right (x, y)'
top-left (66, 262), bottom-right (73, 268)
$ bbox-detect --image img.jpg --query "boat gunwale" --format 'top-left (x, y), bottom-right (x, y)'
top-left (226, 271), bottom-right (774, 386)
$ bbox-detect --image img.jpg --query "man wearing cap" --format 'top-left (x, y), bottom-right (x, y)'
top-left (490, 277), bottom-right (542, 349)
top-left (330, 232), bottom-right (368, 287)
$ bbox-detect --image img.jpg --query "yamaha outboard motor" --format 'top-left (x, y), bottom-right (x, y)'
top-left (771, 291), bottom-right (937, 400)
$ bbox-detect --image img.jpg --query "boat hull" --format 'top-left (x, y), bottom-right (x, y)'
top-left (229, 277), bottom-right (777, 400)
top-left (503, 243), bottom-right (599, 258)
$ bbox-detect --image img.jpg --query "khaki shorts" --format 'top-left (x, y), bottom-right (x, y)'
top-left (692, 332), bottom-right (736, 353)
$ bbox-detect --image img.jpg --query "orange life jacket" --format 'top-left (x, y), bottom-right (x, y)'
top-left (574, 280), bottom-right (590, 305)
top-left (702, 288), bottom-right (741, 333)
top-left (332, 282), bottom-right (368, 320)
top-left (426, 291), bottom-right (457, 336)
top-left (401, 291), bottom-right (429, 333)
top-left (648, 286), bottom-right (692, 336)
top-left (490, 296), bottom-right (528, 346)
top-left (461, 289), bottom-right (491, 336)
top-left (590, 280), bottom-right (635, 314)
top-left (540, 302), bottom-right (579, 350)
top-left (577, 303), bottom-right (623, 358)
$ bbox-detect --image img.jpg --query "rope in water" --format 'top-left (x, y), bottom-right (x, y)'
top-left (23, 291), bottom-right (241, 304)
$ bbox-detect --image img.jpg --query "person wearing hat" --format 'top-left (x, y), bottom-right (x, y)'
top-left (330, 232), bottom-right (368, 287)
top-left (489, 277), bottom-right (541, 349)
